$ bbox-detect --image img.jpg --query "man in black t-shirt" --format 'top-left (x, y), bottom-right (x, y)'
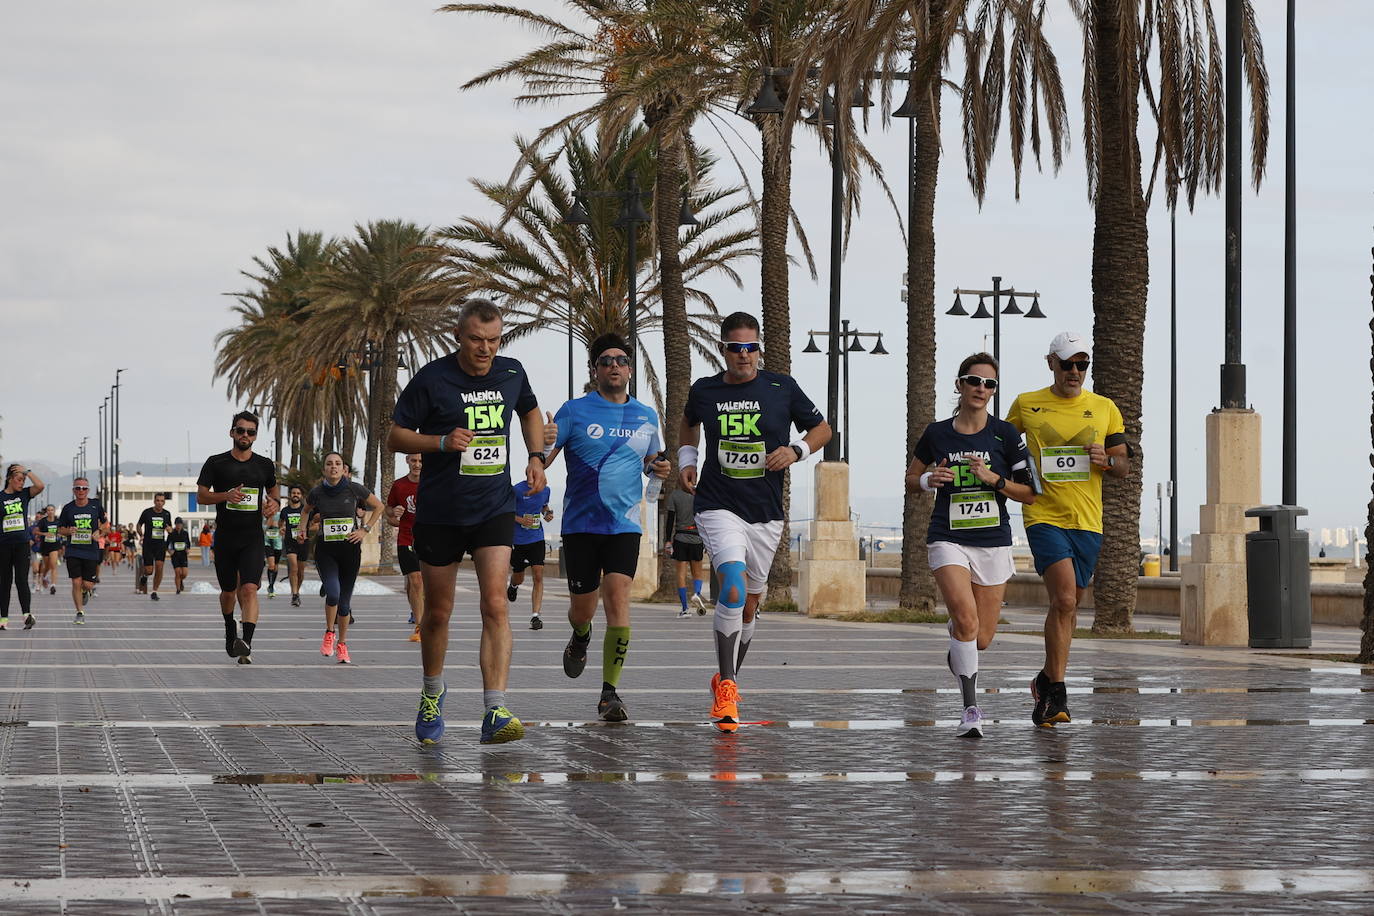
top-left (196, 410), bottom-right (278, 663)
top-left (137, 492), bottom-right (173, 601)
top-left (387, 298), bottom-right (547, 746)
top-left (278, 485), bottom-right (308, 607)
top-left (679, 312), bottom-right (830, 732)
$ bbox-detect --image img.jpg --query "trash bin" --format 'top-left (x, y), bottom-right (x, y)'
top-left (1244, 505), bottom-right (1312, 648)
top-left (1142, 554), bottom-right (1161, 577)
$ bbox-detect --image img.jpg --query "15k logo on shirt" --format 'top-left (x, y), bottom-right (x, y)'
top-left (718, 413), bottom-right (761, 436)
top-left (464, 403), bottom-right (506, 430)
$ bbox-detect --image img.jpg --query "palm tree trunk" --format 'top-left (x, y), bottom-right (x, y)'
top-left (1359, 246), bottom-right (1374, 664)
top-left (363, 350), bottom-right (385, 492)
top-left (376, 326), bottom-right (401, 571)
top-left (650, 123), bottom-right (692, 601)
top-left (1088, 0), bottom-right (1148, 633)
top-left (760, 115), bottom-right (797, 605)
top-left (900, 29), bottom-right (943, 613)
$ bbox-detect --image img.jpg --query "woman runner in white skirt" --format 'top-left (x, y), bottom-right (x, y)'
top-left (906, 353), bottom-right (1038, 738)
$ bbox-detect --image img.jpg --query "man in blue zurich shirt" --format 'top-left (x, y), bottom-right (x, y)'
top-left (544, 333), bottom-right (670, 722)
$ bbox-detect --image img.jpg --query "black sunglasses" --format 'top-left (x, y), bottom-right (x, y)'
top-left (1057, 359), bottom-right (1090, 372)
top-left (232, 427), bottom-right (259, 436)
top-left (958, 374), bottom-right (998, 391)
top-left (595, 354), bottom-right (632, 367)
top-left (722, 340), bottom-right (761, 353)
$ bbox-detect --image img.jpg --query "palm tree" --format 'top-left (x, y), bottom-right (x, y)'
top-left (433, 127), bottom-right (756, 413)
top-left (812, 0), bottom-right (1069, 611)
top-left (1071, 0), bottom-right (1268, 631)
top-left (303, 220), bottom-right (464, 568)
top-left (1360, 247), bottom-right (1373, 664)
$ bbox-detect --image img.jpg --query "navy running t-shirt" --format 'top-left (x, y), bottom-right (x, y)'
top-left (912, 416), bottom-right (1030, 547)
top-left (0, 487), bottom-right (34, 545)
top-left (684, 370), bottom-right (824, 524)
top-left (391, 354), bottom-right (538, 527)
top-left (58, 499), bottom-right (107, 560)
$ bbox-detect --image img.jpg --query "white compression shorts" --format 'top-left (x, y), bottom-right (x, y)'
top-left (694, 509), bottom-right (784, 595)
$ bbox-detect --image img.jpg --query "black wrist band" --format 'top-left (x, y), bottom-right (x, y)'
top-left (528, 452), bottom-right (547, 465)
top-left (994, 476), bottom-right (1007, 491)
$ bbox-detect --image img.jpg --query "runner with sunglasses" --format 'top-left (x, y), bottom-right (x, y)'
top-left (196, 411), bottom-right (279, 664)
top-left (386, 298), bottom-right (547, 745)
top-left (57, 477), bottom-right (106, 624)
top-left (1006, 332), bottom-right (1129, 726)
top-left (679, 312), bottom-right (831, 732)
top-left (906, 354), bottom-right (1037, 738)
top-left (279, 486), bottom-right (308, 606)
top-left (544, 333), bottom-right (668, 722)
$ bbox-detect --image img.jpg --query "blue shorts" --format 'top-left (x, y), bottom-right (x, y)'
top-left (1026, 524), bottom-right (1103, 589)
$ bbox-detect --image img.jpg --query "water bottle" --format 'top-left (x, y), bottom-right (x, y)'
top-left (644, 451), bottom-right (667, 503)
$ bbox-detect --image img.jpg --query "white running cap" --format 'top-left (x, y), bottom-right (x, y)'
top-left (1048, 331), bottom-right (1091, 360)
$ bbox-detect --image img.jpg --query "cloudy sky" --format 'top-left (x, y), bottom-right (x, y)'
top-left (2, 1), bottom-right (1370, 543)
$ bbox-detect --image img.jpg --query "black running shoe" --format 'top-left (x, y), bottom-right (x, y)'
top-left (49, 585), bottom-right (56, 595)
top-left (1030, 670), bottom-right (1053, 726)
top-left (225, 638), bottom-right (237, 658)
top-left (530, 614), bottom-right (543, 631)
top-left (563, 628), bottom-right (591, 678)
top-left (1031, 671), bottom-right (1070, 727)
top-left (291, 595), bottom-right (301, 607)
top-left (150, 592), bottom-right (159, 602)
top-left (231, 638), bottom-right (251, 659)
top-left (24, 615), bottom-right (35, 630)
top-left (598, 689), bottom-right (628, 722)
top-left (507, 584), bottom-right (518, 602)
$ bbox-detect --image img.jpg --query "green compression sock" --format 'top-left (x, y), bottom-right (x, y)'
top-left (572, 620), bottom-right (592, 639)
top-left (602, 625), bottom-right (631, 688)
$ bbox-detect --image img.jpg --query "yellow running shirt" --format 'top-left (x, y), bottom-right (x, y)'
top-left (1005, 386), bottom-right (1125, 534)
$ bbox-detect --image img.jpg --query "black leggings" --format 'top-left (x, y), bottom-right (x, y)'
top-left (0, 542), bottom-right (32, 617)
top-left (315, 541), bottom-right (361, 617)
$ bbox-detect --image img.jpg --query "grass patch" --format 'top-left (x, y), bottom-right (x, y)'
top-left (1002, 628), bottom-right (1177, 640)
top-left (1261, 652), bottom-right (1363, 664)
top-left (760, 599), bottom-right (798, 615)
top-left (832, 608), bottom-right (950, 624)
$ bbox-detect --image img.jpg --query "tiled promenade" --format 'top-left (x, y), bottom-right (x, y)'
top-left (1, 564), bottom-right (1371, 913)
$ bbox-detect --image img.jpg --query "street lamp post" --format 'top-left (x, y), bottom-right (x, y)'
top-left (563, 175), bottom-right (658, 398)
top-left (113, 368), bottom-right (126, 525)
top-left (946, 277), bottom-right (1046, 416)
top-left (801, 323), bottom-right (888, 463)
top-left (98, 400), bottom-right (107, 499)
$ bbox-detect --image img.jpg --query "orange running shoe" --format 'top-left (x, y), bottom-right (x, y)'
top-left (710, 675), bottom-right (740, 733)
top-left (320, 630), bottom-right (336, 657)
top-left (408, 626), bottom-right (421, 643)
top-left (336, 642), bottom-right (351, 665)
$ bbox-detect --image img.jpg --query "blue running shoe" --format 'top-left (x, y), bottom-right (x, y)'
top-left (480, 706), bottom-right (525, 745)
top-left (415, 685), bottom-right (446, 744)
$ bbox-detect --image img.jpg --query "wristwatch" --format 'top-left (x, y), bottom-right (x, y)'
top-left (993, 476), bottom-right (1007, 491)
top-left (789, 445), bottom-right (805, 462)
top-left (361, 524), bottom-right (372, 533)
top-left (529, 452), bottom-right (548, 465)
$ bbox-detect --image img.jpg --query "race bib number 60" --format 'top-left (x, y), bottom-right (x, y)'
top-left (461, 436), bottom-right (508, 476)
top-left (1041, 446), bottom-right (1090, 483)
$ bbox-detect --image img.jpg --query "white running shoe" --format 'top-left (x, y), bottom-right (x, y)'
top-left (956, 706), bottom-right (985, 739)
top-left (690, 592), bottom-right (707, 616)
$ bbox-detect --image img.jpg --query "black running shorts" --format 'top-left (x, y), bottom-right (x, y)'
top-left (510, 540), bottom-right (546, 572)
top-left (413, 515), bottom-right (514, 567)
top-left (671, 538), bottom-right (705, 563)
top-left (561, 532), bottom-right (641, 595)
top-left (143, 541), bottom-right (167, 563)
top-left (213, 532), bottom-right (266, 592)
top-left (66, 556), bottom-right (100, 582)
top-left (170, 552), bottom-right (189, 569)
top-left (397, 545), bottom-right (420, 576)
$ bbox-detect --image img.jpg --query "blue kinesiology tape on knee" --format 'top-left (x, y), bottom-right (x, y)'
top-left (719, 561), bottom-right (747, 609)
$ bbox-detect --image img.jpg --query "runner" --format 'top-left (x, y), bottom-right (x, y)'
top-left (507, 478), bottom-right (554, 631)
top-left (196, 411), bottom-right (279, 664)
top-left (104, 524), bottom-right (123, 571)
top-left (386, 297), bottom-right (547, 745)
top-left (385, 454), bottom-right (424, 641)
top-left (906, 353), bottom-right (1038, 739)
top-left (679, 312), bottom-right (831, 732)
top-left (136, 492), bottom-right (173, 601)
top-left (123, 524), bottom-right (138, 571)
top-left (263, 497), bottom-right (284, 598)
top-left (1005, 331), bottom-right (1129, 727)
top-left (37, 506), bottom-right (62, 594)
top-left (663, 484), bottom-right (706, 618)
top-left (279, 486), bottom-right (308, 606)
top-left (167, 517), bottom-right (192, 594)
top-left (1, 466), bottom-right (45, 630)
top-left (543, 334), bottom-right (666, 721)
top-left (56, 476), bottom-right (107, 624)
top-left (301, 453), bottom-right (383, 665)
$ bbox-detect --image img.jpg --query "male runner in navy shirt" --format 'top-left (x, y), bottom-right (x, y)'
top-left (387, 298), bottom-right (547, 746)
top-left (679, 312), bottom-right (831, 731)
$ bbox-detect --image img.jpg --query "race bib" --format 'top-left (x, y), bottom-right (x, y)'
top-left (718, 440), bottom-right (765, 479)
top-left (171, 540), bottom-right (188, 551)
top-left (151, 521), bottom-right (166, 540)
top-left (2, 514), bottom-right (22, 533)
top-left (227, 487), bottom-right (260, 511)
top-left (71, 529), bottom-right (92, 545)
top-left (323, 518), bottom-right (354, 542)
top-left (950, 491), bottom-right (999, 529)
top-left (519, 514), bottom-right (542, 530)
top-left (44, 529), bottom-right (58, 542)
top-left (1041, 446), bottom-right (1091, 483)
top-left (460, 436), bottom-right (507, 476)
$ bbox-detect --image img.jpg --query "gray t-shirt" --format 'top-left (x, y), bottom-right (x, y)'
top-left (666, 487), bottom-right (702, 545)
top-left (306, 480), bottom-right (373, 544)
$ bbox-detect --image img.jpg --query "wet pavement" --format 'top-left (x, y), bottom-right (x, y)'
top-left (1, 565), bottom-right (1371, 913)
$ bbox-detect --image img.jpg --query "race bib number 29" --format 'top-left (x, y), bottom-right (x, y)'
top-left (227, 487), bottom-right (260, 511)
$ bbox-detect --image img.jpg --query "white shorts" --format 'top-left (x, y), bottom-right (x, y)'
top-left (694, 510), bottom-right (784, 595)
top-left (927, 541), bottom-right (1014, 587)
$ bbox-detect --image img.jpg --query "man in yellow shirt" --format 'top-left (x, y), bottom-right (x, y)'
top-left (1005, 331), bottom-right (1129, 726)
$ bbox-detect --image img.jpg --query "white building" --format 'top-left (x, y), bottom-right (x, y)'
top-left (105, 473), bottom-right (216, 536)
